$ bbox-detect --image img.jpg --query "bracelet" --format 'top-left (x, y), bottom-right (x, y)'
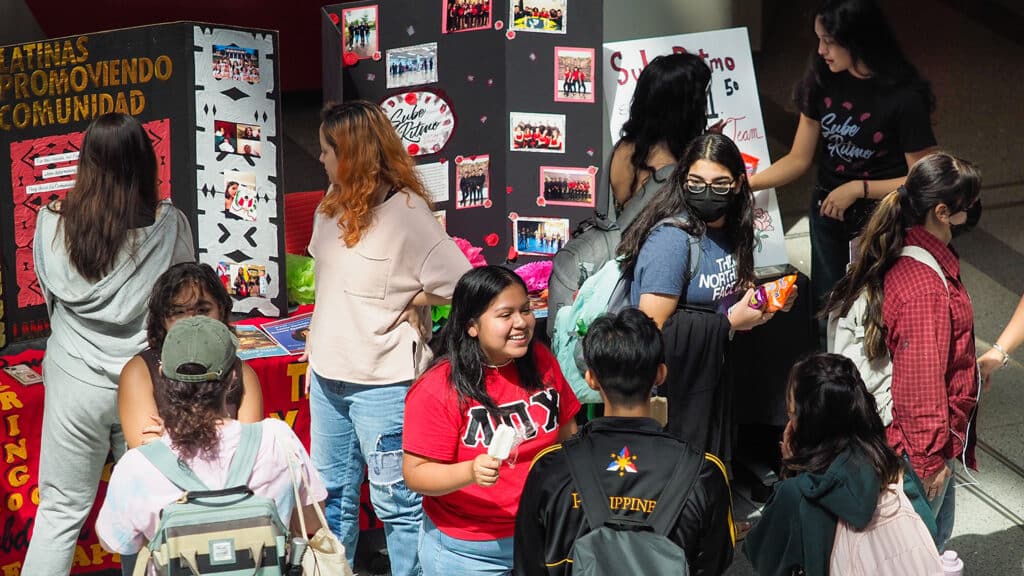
top-left (992, 343), bottom-right (1010, 367)
top-left (862, 179), bottom-right (869, 199)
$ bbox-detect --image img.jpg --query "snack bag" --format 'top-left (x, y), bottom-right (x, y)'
top-left (748, 274), bottom-right (797, 312)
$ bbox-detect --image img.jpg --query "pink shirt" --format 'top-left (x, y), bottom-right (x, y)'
top-left (96, 419), bottom-right (326, 555)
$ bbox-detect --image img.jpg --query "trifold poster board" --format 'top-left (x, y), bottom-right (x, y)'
top-left (0, 23), bottom-right (287, 349)
top-left (323, 0), bottom-right (604, 265)
top-left (603, 28), bottom-right (790, 269)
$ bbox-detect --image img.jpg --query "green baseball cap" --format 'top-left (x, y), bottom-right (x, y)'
top-left (160, 316), bottom-right (239, 383)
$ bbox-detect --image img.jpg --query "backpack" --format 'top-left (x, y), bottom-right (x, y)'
top-left (562, 435), bottom-right (703, 576)
top-left (136, 423), bottom-right (289, 576)
top-left (552, 218), bottom-right (699, 403)
top-left (547, 164), bottom-right (676, 338)
top-left (829, 476), bottom-right (944, 575)
top-left (826, 246), bottom-right (948, 426)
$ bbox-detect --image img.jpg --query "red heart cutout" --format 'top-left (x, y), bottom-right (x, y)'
top-left (587, 166), bottom-right (598, 175)
top-left (483, 199), bottom-right (493, 208)
top-left (506, 186), bottom-right (514, 194)
top-left (494, 20), bottom-right (504, 30)
top-left (407, 143), bottom-right (420, 155)
top-left (455, 156), bottom-right (464, 164)
top-left (329, 13), bottom-right (339, 25)
top-left (484, 233), bottom-right (499, 247)
top-left (506, 30), bottom-right (516, 40)
top-left (404, 92), bottom-right (418, 105)
top-left (507, 245), bottom-right (519, 261)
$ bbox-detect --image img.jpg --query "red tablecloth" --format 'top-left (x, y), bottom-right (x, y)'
top-left (0, 306), bottom-right (378, 575)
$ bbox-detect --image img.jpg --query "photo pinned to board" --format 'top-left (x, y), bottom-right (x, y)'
top-left (553, 47), bottom-right (594, 103)
top-left (214, 119), bottom-right (262, 157)
top-left (539, 166), bottom-right (595, 207)
top-left (223, 172), bottom-right (258, 222)
top-left (381, 90), bottom-right (456, 156)
top-left (217, 261), bottom-right (268, 299)
top-left (510, 112), bottom-right (565, 153)
top-left (510, 0), bottom-right (566, 34)
top-left (443, 0), bottom-right (493, 33)
top-left (513, 216), bottom-right (570, 256)
top-left (212, 45), bottom-right (260, 84)
top-left (455, 155), bottom-right (490, 209)
top-left (386, 42), bottom-right (438, 89)
top-left (342, 4), bottom-right (379, 60)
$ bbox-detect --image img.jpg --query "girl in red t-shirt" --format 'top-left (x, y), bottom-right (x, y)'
top-left (403, 266), bottom-right (580, 575)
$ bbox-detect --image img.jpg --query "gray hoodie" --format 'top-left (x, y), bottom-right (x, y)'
top-left (34, 199), bottom-right (195, 387)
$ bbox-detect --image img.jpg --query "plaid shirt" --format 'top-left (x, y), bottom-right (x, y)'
top-left (883, 226), bottom-right (978, 479)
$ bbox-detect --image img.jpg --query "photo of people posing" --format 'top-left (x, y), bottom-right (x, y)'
top-left (514, 216), bottom-right (570, 256)
top-left (510, 112), bottom-right (566, 153)
top-left (540, 166), bottom-right (595, 207)
top-left (342, 5), bottom-right (378, 60)
top-left (222, 172), bottom-right (258, 222)
top-left (217, 262), bottom-right (267, 299)
top-left (386, 42), bottom-right (438, 89)
top-left (443, 0), bottom-right (492, 33)
top-left (455, 155), bottom-right (490, 209)
top-left (554, 47), bottom-right (594, 103)
top-left (510, 0), bottom-right (567, 34)
top-left (212, 45), bottom-right (260, 84)
top-left (213, 120), bottom-right (262, 158)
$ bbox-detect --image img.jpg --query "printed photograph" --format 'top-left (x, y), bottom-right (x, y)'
top-left (455, 155), bottom-right (490, 209)
top-left (214, 120), bottom-right (262, 158)
top-left (217, 262), bottom-right (268, 299)
top-left (554, 47), bottom-right (594, 103)
top-left (510, 112), bottom-right (565, 153)
top-left (233, 324), bottom-right (286, 360)
top-left (212, 45), bottom-right (260, 84)
top-left (386, 42), bottom-right (438, 89)
top-left (443, 0), bottom-right (493, 33)
top-left (342, 5), bottom-right (379, 60)
top-left (223, 172), bottom-right (258, 222)
top-left (540, 166), bottom-right (595, 207)
top-left (510, 0), bottom-right (567, 34)
top-left (514, 217), bottom-right (571, 256)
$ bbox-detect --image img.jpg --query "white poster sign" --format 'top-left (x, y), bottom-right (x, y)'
top-left (603, 28), bottom-right (789, 269)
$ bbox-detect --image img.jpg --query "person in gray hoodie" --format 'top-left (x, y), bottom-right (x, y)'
top-left (22, 112), bottom-right (194, 575)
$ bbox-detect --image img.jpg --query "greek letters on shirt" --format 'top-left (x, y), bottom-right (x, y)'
top-left (462, 388), bottom-right (561, 447)
top-left (698, 254), bottom-right (737, 301)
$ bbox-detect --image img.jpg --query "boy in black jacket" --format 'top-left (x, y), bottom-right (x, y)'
top-left (513, 308), bottom-right (734, 575)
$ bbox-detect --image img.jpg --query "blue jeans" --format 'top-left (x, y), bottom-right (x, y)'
top-left (309, 372), bottom-right (423, 576)
top-left (928, 459), bottom-right (957, 551)
top-left (419, 514), bottom-right (513, 576)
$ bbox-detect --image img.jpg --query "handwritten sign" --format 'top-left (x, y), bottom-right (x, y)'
top-left (603, 28), bottom-right (789, 269)
top-left (380, 90), bottom-right (455, 157)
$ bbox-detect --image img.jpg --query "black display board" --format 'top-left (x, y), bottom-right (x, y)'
top-left (323, 0), bottom-right (603, 265)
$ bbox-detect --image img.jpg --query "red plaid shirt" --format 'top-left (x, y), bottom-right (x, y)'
top-left (883, 226), bottom-right (978, 479)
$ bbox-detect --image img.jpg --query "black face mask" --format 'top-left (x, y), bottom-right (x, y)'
top-left (687, 191), bottom-right (730, 223)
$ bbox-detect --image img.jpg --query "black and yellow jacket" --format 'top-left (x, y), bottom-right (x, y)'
top-left (513, 417), bottom-right (735, 576)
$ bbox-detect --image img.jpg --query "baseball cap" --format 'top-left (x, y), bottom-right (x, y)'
top-left (160, 315), bottom-right (239, 383)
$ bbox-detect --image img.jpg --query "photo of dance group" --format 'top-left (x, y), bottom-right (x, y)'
top-left (514, 216), bottom-right (570, 256)
top-left (455, 155), bottom-right (490, 209)
top-left (510, 112), bottom-right (565, 153)
top-left (510, 0), bottom-right (567, 34)
top-left (553, 47), bottom-right (594, 103)
top-left (540, 166), bottom-right (594, 207)
top-left (212, 45), bottom-right (260, 84)
top-left (386, 42), bottom-right (438, 89)
top-left (214, 120), bottom-right (262, 157)
top-left (342, 5), bottom-right (378, 59)
top-left (443, 0), bottom-right (492, 33)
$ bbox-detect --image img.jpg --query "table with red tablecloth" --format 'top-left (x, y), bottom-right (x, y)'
top-left (0, 306), bottom-right (378, 575)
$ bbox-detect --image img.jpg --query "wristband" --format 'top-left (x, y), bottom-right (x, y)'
top-left (992, 343), bottom-right (1010, 367)
top-left (862, 179), bottom-right (869, 199)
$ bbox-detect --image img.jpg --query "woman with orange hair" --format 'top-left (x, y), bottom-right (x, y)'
top-left (305, 100), bottom-right (471, 575)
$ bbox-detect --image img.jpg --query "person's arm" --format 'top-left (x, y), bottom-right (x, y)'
top-left (290, 500), bottom-right (326, 537)
top-left (557, 419), bottom-right (577, 441)
top-left (979, 293), bottom-right (1024, 386)
top-left (118, 356), bottom-right (164, 449)
top-left (609, 142), bottom-right (636, 209)
top-left (748, 114), bottom-right (819, 192)
top-left (819, 147), bottom-right (939, 220)
top-left (638, 290), bottom-right (772, 332)
top-left (410, 290), bottom-right (450, 307)
top-left (402, 451), bottom-right (501, 497)
top-left (236, 362), bottom-right (265, 422)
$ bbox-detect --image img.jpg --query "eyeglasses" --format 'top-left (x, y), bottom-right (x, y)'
top-left (685, 178), bottom-right (735, 196)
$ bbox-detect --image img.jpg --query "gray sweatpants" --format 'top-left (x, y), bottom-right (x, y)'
top-left (22, 351), bottom-right (126, 576)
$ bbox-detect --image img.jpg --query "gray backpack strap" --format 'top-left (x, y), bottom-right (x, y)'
top-left (899, 246), bottom-right (948, 296)
top-left (225, 422), bottom-right (263, 487)
top-left (138, 441), bottom-right (210, 492)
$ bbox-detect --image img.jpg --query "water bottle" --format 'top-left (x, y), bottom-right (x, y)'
top-left (286, 537), bottom-right (308, 576)
top-left (941, 549), bottom-right (963, 576)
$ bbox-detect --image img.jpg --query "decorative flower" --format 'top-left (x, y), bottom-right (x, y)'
top-left (515, 260), bottom-right (553, 293)
top-left (453, 236), bottom-right (488, 268)
top-left (753, 208), bottom-right (774, 232)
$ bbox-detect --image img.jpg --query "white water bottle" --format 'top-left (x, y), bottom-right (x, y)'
top-left (941, 550), bottom-right (963, 576)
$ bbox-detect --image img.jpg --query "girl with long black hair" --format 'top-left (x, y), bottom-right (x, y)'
top-left (403, 266), bottom-right (579, 575)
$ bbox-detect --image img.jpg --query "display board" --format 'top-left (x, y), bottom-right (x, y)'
top-left (603, 28), bottom-right (790, 269)
top-left (0, 23), bottom-right (287, 350)
top-left (323, 0), bottom-right (603, 265)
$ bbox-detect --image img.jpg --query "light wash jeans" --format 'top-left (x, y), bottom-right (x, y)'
top-left (928, 458), bottom-right (957, 551)
top-left (309, 371), bottom-right (422, 576)
top-left (419, 514), bottom-right (513, 576)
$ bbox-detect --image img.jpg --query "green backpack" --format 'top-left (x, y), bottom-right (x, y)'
top-left (137, 423), bottom-right (289, 576)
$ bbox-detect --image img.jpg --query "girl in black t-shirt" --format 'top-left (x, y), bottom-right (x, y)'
top-left (749, 0), bottom-right (937, 327)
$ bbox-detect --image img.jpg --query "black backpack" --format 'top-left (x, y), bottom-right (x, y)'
top-left (563, 435), bottom-right (703, 575)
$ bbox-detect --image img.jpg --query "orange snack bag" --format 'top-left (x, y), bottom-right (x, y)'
top-left (748, 274), bottom-right (798, 312)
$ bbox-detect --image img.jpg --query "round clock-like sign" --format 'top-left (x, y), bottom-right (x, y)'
top-left (381, 90), bottom-right (456, 157)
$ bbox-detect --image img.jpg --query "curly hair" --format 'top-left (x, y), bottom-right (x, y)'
top-left (160, 360), bottom-right (242, 461)
top-left (318, 100), bottom-right (432, 247)
top-left (146, 262), bottom-right (233, 349)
